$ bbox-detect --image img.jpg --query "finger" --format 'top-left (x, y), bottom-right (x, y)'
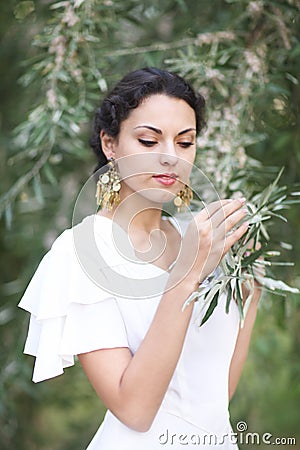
top-left (223, 207), bottom-right (248, 234)
top-left (253, 262), bottom-right (265, 278)
top-left (195, 199), bottom-right (234, 222)
top-left (244, 238), bottom-right (262, 254)
top-left (210, 197), bottom-right (247, 228)
top-left (223, 221), bottom-right (249, 255)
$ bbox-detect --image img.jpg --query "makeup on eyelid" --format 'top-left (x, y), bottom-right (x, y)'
top-left (138, 138), bottom-right (195, 148)
top-left (134, 125), bottom-right (196, 147)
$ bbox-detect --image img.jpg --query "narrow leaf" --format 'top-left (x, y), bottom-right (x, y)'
top-left (225, 282), bottom-right (232, 314)
top-left (242, 283), bottom-right (254, 319)
top-left (33, 175), bottom-right (44, 204)
top-left (43, 163), bottom-right (57, 185)
top-left (241, 248), bottom-right (264, 268)
top-left (255, 276), bottom-right (299, 294)
top-left (235, 279), bottom-right (244, 326)
top-left (5, 204), bottom-right (13, 230)
top-left (200, 291), bottom-right (219, 326)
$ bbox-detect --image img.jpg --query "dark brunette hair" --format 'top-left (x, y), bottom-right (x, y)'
top-left (90, 67), bottom-right (206, 171)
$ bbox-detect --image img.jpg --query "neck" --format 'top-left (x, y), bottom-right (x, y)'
top-left (96, 186), bottom-right (179, 268)
top-left (98, 191), bottom-right (164, 233)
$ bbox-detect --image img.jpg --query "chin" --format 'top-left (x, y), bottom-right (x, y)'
top-left (121, 178), bottom-right (179, 206)
top-left (138, 188), bottom-right (176, 205)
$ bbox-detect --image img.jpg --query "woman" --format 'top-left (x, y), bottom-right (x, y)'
top-left (19, 68), bottom-right (260, 449)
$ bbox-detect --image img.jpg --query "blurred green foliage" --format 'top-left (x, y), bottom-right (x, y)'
top-left (0, 0), bottom-right (299, 449)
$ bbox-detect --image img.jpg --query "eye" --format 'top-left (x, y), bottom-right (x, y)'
top-left (138, 138), bottom-right (157, 147)
top-left (178, 142), bottom-right (195, 148)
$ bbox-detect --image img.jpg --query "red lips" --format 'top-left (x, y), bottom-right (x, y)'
top-left (152, 173), bottom-right (178, 186)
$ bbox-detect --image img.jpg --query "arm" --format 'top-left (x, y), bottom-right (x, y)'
top-left (228, 282), bottom-right (262, 400)
top-left (79, 199), bottom-right (248, 432)
top-left (79, 277), bottom-right (196, 432)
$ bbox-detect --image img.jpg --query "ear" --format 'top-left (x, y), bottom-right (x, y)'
top-left (100, 130), bottom-right (117, 159)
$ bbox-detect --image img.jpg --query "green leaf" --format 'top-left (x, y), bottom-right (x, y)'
top-left (242, 285), bottom-right (254, 320)
top-left (255, 276), bottom-right (299, 294)
top-left (200, 291), bottom-right (219, 326)
top-left (269, 212), bottom-right (288, 222)
top-left (4, 204), bottom-right (13, 230)
top-left (235, 279), bottom-right (244, 325)
top-left (286, 73), bottom-right (298, 85)
top-left (173, 0), bottom-right (188, 12)
top-left (226, 282), bottom-right (232, 314)
top-left (43, 164), bottom-right (57, 186)
top-left (241, 248), bottom-right (264, 268)
top-left (32, 175), bottom-right (44, 204)
top-left (74, 0), bottom-right (86, 8)
top-left (14, 1), bottom-right (35, 20)
top-left (260, 223), bottom-right (270, 240)
top-left (239, 224), bottom-right (260, 247)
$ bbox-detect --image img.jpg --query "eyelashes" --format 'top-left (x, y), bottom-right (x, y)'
top-left (138, 139), bottom-right (195, 148)
top-left (138, 139), bottom-right (157, 147)
top-left (179, 142), bottom-right (195, 148)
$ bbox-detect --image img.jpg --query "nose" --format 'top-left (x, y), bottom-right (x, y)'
top-left (159, 144), bottom-right (178, 167)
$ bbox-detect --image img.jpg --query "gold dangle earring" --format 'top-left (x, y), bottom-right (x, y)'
top-left (95, 158), bottom-right (121, 211)
top-left (173, 184), bottom-right (193, 212)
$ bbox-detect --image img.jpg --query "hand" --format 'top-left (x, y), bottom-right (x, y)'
top-left (170, 198), bottom-right (249, 286)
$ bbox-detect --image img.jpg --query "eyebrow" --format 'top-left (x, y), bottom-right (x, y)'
top-left (178, 127), bottom-right (197, 136)
top-left (134, 125), bottom-right (196, 136)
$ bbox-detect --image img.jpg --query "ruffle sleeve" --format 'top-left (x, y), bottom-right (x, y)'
top-left (18, 227), bottom-right (129, 383)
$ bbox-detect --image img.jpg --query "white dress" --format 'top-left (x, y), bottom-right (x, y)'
top-left (19, 214), bottom-right (240, 449)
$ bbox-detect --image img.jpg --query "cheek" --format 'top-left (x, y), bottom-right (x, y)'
top-left (117, 153), bottom-right (158, 181)
top-left (177, 153), bottom-right (195, 181)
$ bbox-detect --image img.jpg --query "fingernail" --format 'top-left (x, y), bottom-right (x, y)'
top-left (239, 197), bottom-right (246, 204)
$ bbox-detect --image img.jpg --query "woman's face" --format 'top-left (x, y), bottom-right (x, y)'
top-left (101, 94), bottom-right (197, 205)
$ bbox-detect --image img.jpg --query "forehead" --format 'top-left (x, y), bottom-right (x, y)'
top-left (120, 94), bottom-right (196, 132)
